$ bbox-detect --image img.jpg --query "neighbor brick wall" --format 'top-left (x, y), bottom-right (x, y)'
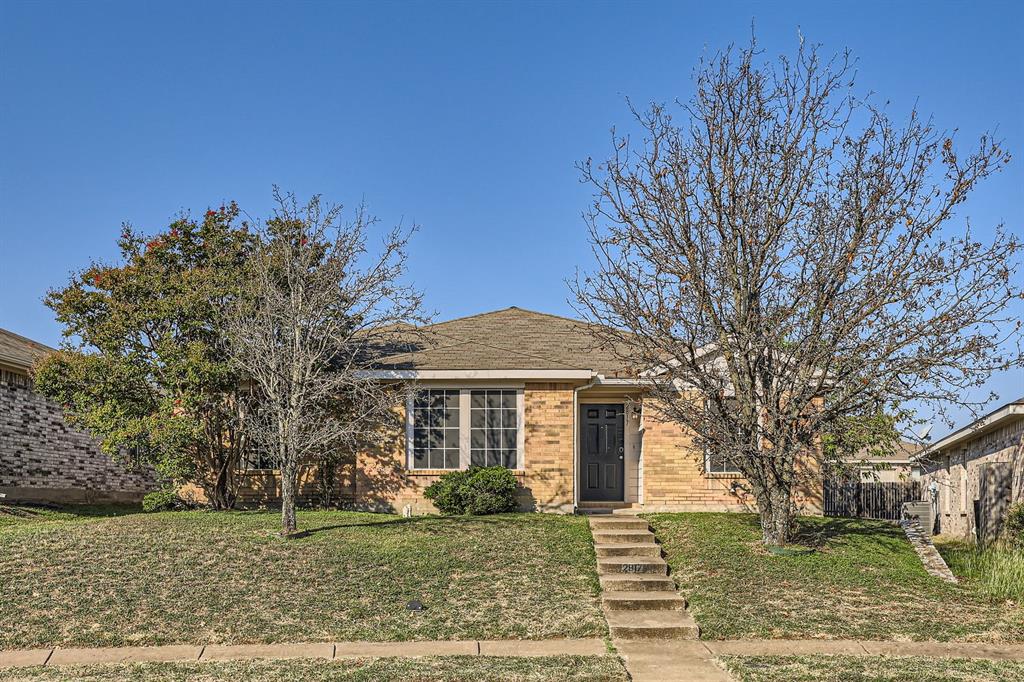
top-left (0, 374), bottom-right (157, 504)
top-left (920, 418), bottom-right (1024, 541)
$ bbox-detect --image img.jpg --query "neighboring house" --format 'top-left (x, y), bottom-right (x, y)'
top-left (845, 442), bottom-right (922, 483)
top-left (0, 327), bottom-right (155, 504)
top-left (914, 398), bottom-right (1024, 543)
top-left (233, 307), bottom-right (823, 515)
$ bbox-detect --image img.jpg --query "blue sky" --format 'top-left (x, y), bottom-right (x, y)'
top-left (1, 0), bottom-right (1021, 427)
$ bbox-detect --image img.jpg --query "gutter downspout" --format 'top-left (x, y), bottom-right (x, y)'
top-left (572, 374), bottom-right (601, 512)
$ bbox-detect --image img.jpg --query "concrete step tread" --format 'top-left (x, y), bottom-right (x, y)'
top-left (588, 518), bottom-right (649, 528)
top-left (600, 575), bottom-right (677, 592)
top-left (598, 556), bottom-right (667, 566)
top-left (591, 531), bottom-right (656, 542)
top-left (605, 610), bottom-right (698, 627)
top-left (594, 543), bottom-right (662, 557)
top-left (603, 591), bottom-right (686, 603)
top-left (606, 609), bottom-right (701, 639)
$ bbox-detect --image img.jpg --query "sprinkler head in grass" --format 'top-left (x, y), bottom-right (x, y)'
top-left (406, 599), bottom-right (425, 612)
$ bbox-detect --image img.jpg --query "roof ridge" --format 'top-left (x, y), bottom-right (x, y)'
top-left (418, 306), bottom-right (591, 331)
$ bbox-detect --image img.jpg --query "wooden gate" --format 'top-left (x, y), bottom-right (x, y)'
top-left (824, 479), bottom-right (922, 520)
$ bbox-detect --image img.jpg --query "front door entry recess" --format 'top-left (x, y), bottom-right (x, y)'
top-left (580, 403), bottom-right (625, 502)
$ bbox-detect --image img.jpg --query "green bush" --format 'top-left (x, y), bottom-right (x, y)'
top-left (142, 488), bottom-right (187, 513)
top-left (1006, 503), bottom-right (1024, 548)
top-left (424, 466), bottom-right (519, 515)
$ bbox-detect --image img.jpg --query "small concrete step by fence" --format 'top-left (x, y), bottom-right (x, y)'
top-left (588, 516), bottom-right (699, 641)
top-left (901, 518), bottom-right (958, 583)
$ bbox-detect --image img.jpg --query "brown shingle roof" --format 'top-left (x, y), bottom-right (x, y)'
top-left (372, 307), bottom-right (633, 376)
top-left (0, 327), bottom-right (55, 373)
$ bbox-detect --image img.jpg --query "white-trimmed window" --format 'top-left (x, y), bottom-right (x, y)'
top-left (704, 397), bottom-right (742, 475)
top-left (411, 389), bottom-right (461, 470)
top-left (470, 389), bottom-right (518, 468)
top-left (408, 388), bottom-right (524, 470)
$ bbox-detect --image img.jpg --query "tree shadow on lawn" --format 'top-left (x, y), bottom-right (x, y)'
top-left (289, 512), bottom-right (542, 540)
top-left (791, 516), bottom-right (910, 553)
top-left (0, 502), bottom-right (142, 520)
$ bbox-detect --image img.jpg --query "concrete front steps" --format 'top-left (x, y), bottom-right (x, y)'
top-left (589, 515), bottom-right (699, 640)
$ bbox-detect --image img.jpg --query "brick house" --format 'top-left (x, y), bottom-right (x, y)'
top-left (232, 307), bottom-right (822, 515)
top-left (915, 398), bottom-right (1024, 542)
top-left (0, 327), bottom-right (156, 504)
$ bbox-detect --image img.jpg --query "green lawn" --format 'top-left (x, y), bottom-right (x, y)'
top-left (646, 513), bottom-right (1024, 641)
top-left (721, 655), bottom-right (1024, 681)
top-left (0, 656), bottom-right (628, 682)
top-left (0, 507), bottom-right (606, 648)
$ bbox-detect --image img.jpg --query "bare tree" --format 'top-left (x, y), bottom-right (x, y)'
top-left (574, 37), bottom-right (1022, 546)
top-left (227, 189), bottom-right (426, 535)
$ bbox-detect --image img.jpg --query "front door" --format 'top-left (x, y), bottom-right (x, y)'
top-left (580, 404), bottom-right (625, 501)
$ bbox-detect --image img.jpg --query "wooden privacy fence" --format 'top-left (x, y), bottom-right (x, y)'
top-left (823, 479), bottom-right (922, 520)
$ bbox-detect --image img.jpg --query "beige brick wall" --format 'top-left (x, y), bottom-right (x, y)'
top-left (353, 383), bottom-right (575, 514)
top-left (210, 385), bottom-right (824, 517)
top-left (522, 382), bottom-right (575, 512)
top-left (639, 399), bottom-right (822, 514)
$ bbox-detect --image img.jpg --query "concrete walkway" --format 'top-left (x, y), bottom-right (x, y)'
top-left (4, 637), bottom-right (1024, 674)
top-left (616, 639), bottom-right (1024, 682)
top-left (0, 639), bottom-right (607, 669)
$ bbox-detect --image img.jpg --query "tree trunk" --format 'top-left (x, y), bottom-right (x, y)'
top-left (754, 481), bottom-right (794, 547)
top-left (208, 464), bottom-right (236, 511)
top-left (280, 463), bottom-right (298, 536)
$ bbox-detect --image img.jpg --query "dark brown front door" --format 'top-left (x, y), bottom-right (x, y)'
top-left (580, 404), bottom-right (625, 501)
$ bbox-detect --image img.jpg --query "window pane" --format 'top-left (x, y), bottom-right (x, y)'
top-left (490, 409), bottom-right (500, 429)
top-left (487, 429), bottom-right (500, 449)
top-left (471, 449), bottom-right (486, 467)
top-left (471, 410), bottom-right (485, 429)
top-left (444, 407), bottom-right (459, 428)
top-left (444, 449), bottom-right (459, 470)
top-left (444, 391), bottom-right (460, 409)
top-left (428, 449), bottom-right (445, 469)
top-left (501, 429), bottom-right (516, 450)
top-left (486, 391), bottom-right (502, 409)
top-left (501, 450), bottom-right (517, 469)
top-left (501, 408), bottom-right (516, 428)
top-left (413, 450), bottom-right (427, 468)
top-left (471, 429), bottom-right (485, 449)
top-left (444, 428), bottom-right (460, 450)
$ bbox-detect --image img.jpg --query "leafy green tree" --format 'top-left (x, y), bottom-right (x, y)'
top-left (35, 204), bottom-right (256, 509)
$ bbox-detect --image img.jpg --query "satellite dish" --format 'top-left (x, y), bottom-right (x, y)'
top-left (917, 424), bottom-right (933, 441)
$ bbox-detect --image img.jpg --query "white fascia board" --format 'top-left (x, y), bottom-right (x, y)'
top-left (592, 377), bottom-right (648, 386)
top-left (358, 369), bottom-right (596, 380)
top-left (914, 403), bottom-right (1024, 461)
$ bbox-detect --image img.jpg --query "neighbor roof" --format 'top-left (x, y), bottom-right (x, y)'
top-left (370, 307), bottom-right (634, 377)
top-left (0, 327), bottom-right (55, 373)
top-left (914, 397), bottom-right (1024, 461)
top-left (848, 441), bottom-right (922, 464)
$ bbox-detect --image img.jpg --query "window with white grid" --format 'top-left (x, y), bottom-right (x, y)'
top-left (470, 389), bottom-right (518, 468)
top-left (411, 389), bottom-right (461, 469)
